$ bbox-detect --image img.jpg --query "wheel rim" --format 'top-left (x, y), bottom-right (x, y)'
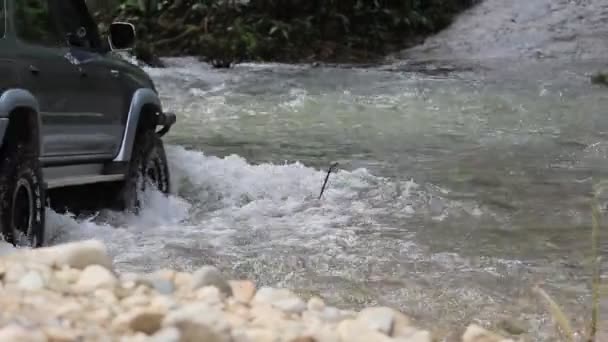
top-left (11, 179), bottom-right (35, 246)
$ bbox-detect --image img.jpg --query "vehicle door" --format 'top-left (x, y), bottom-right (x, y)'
top-left (13, 0), bottom-right (88, 159)
top-left (53, 0), bottom-right (126, 156)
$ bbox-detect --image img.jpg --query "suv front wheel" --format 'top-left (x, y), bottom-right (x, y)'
top-left (115, 128), bottom-right (170, 213)
top-left (0, 142), bottom-right (45, 248)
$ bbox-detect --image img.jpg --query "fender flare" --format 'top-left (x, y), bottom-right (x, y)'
top-left (0, 89), bottom-right (43, 154)
top-left (113, 88), bottom-right (162, 162)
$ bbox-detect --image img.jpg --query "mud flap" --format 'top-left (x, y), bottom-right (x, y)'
top-left (156, 112), bottom-right (176, 137)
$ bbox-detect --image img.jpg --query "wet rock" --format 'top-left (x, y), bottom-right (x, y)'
top-left (252, 287), bottom-right (306, 313)
top-left (273, 297), bottom-right (307, 314)
top-left (87, 308), bottom-right (113, 324)
top-left (149, 327), bottom-right (181, 342)
top-left (249, 303), bottom-right (288, 326)
top-left (290, 337), bottom-right (316, 342)
top-left (27, 240), bottom-right (112, 270)
top-left (4, 263), bottom-right (27, 283)
top-left (174, 272), bottom-right (192, 289)
top-left (232, 328), bottom-right (279, 342)
top-left (353, 307), bottom-right (426, 340)
top-left (165, 316), bottom-right (231, 342)
top-left (356, 307), bottom-right (397, 335)
top-left (126, 273), bottom-right (176, 295)
top-left (394, 329), bottom-right (433, 342)
top-left (146, 277), bottom-right (175, 295)
top-left (54, 267), bottom-right (80, 284)
top-left (54, 301), bottom-right (83, 317)
top-left (121, 294), bottom-right (150, 308)
top-left (229, 280), bottom-right (256, 303)
top-left (113, 308), bottom-right (165, 335)
top-left (191, 266), bottom-right (232, 297)
top-left (150, 295), bottom-right (178, 311)
top-left (307, 297), bottom-right (325, 311)
top-left (151, 269), bottom-right (176, 282)
top-left (195, 286), bottom-right (224, 305)
top-left (163, 303), bottom-right (231, 338)
top-left (17, 270), bottom-right (46, 291)
top-left (94, 288), bottom-right (118, 306)
top-left (42, 326), bottom-right (79, 342)
top-left (253, 287), bottom-right (292, 303)
top-left (497, 318), bottom-right (527, 335)
top-left (337, 319), bottom-right (392, 342)
top-left (462, 324), bottom-right (515, 342)
top-left (74, 265), bottom-right (117, 292)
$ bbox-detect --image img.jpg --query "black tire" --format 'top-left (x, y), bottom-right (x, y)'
top-left (0, 143), bottom-right (45, 248)
top-left (114, 129), bottom-right (170, 212)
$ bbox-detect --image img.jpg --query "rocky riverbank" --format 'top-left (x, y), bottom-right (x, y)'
top-left (0, 240), bottom-right (516, 342)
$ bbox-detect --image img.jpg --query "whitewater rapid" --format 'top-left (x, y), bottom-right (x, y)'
top-left (400, 0), bottom-right (608, 63)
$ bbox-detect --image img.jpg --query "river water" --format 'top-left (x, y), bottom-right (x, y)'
top-left (41, 0), bottom-right (608, 340)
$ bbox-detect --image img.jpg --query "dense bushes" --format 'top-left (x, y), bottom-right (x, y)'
top-left (92, 0), bottom-right (478, 67)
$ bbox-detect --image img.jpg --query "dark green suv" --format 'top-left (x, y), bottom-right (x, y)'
top-left (0, 0), bottom-right (176, 247)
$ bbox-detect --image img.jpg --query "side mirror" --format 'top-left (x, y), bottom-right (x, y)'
top-left (108, 22), bottom-right (136, 51)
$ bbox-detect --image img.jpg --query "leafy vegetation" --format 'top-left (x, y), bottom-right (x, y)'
top-left (90, 0), bottom-right (479, 67)
top-left (591, 72), bottom-right (608, 87)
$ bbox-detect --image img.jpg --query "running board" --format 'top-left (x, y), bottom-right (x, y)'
top-left (43, 164), bottom-right (125, 189)
top-left (46, 174), bottom-right (125, 189)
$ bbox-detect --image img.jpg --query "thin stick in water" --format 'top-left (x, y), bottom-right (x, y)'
top-left (319, 162), bottom-right (339, 200)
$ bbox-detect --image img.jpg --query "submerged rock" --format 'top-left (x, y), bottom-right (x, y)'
top-left (191, 265), bottom-right (232, 297)
top-left (462, 324), bottom-right (515, 342)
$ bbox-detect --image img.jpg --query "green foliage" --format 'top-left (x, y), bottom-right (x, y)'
top-left (95, 0), bottom-right (478, 67)
top-left (591, 72), bottom-right (608, 87)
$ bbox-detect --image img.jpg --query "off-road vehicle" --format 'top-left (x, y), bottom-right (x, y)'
top-left (0, 0), bottom-right (176, 247)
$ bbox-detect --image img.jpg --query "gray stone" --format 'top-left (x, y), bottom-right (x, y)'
top-left (498, 318), bottom-right (527, 335)
top-left (17, 270), bottom-right (46, 291)
top-left (393, 330), bottom-right (433, 342)
top-left (462, 324), bottom-right (515, 342)
top-left (252, 287), bottom-right (296, 304)
top-left (149, 327), bottom-right (181, 342)
top-left (320, 306), bottom-right (350, 323)
top-left (22, 240), bottom-right (113, 270)
top-left (113, 308), bottom-right (165, 335)
top-left (337, 319), bottom-right (392, 342)
top-left (191, 266), bottom-right (232, 297)
top-left (163, 304), bottom-right (231, 342)
top-left (307, 297), bottom-right (325, 311)
top-left (357, 307), bottom-right (394, 335)
top-left (134, 276), bottom-right (175, 295)
top-left (272, 298), bottom-right (307, 314)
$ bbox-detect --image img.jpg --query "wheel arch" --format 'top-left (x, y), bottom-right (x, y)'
top-left (0, 89), bottom-right (43, 155)
top-left (113, 88), bottom-right (162, 163)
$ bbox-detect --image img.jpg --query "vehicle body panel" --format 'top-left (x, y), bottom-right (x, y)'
top-left (0, 0), bottom-right (165, 164)
top-left (0, 0), bottom-right (176, 191)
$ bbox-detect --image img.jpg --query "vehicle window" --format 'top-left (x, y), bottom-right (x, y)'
top-left (14, 0), bottom-right (63, 46)
top-left (0, 0), bottom-right (6, 37)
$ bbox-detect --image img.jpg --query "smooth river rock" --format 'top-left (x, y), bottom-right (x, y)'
top-left (74, 264), bottom-right (118, 292)
top-left (191, 266), bottom-right (232, 297)
top-left (0, 240), bottom-right (513, 342)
